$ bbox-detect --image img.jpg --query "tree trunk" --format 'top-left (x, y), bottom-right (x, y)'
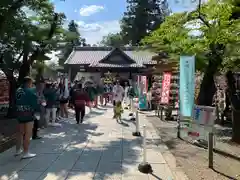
top-left (232, 109), bottom-right (240, 143)
top-left (197, 71), bottom-right (216, 106)
top-left (6, 77), bottom-right (17, 118)
top-left (197, 60), bottom-right (221, 106)
top-left (226, 71), bottom-right (240, 144)
top-left (197, 44), bottom-right (224, 106)
top-left (18, 61), bottom-right (31, 85)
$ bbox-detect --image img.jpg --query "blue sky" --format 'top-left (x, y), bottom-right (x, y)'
top-left (52, 0), bottom-right (198, 44)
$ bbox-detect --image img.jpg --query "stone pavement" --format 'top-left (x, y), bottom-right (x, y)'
top-left (0, 106), bottom-right (188, 180)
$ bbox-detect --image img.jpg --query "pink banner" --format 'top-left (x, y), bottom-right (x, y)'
top-left (160, 72), bottom-right (171, 104)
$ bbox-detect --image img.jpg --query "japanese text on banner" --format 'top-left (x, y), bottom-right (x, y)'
top-left (160, 72), bottom-right (172, 104)
top-left (179, 56), bottom-right (195, 117)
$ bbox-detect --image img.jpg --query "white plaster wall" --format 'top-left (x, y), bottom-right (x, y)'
top-left (75, 72), bottom-right (101, 82)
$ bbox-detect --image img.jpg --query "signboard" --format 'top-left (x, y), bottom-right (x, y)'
top-left (138, 76), bottom-right (148, 110)
top-left (192, 105), bottom-right (215, 126)
top-left (179, 56), bottom-right (195, 117)
top-left (181, 105), bottom-right (216, 143)
top-left (160, 72), bottom-right (172, 104)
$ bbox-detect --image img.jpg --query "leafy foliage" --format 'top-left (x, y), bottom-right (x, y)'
top-left (0, 0), bottom-right (69, 115)
top-left (58, 20), bottom-right (86, 65)
top-left (142, 0), bottom-right (240, 72)
top-left (0, 0), bottom-right (66, 78)
top-left (100, 33), bottom-right (125, 47)
top-left (120, 0), bottom-right (170, 45)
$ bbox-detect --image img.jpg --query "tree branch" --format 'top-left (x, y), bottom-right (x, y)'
top-left (16, 51), bottom-right (24, 62)
top-left (28, 13), bottom-right (59, 65)
top-left (197, 0), bottom-right (210, 28)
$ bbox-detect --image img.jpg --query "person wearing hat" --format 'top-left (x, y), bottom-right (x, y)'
top-left (15, 76), bottom-right (39, 159)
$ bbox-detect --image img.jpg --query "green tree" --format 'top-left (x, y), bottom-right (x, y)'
top-left (0, 0), bottom-right (66, 116)
top-left (143, 0), bottom-right (239, 102)
top-left (143, 0), bottom-right (240, 142)
top-left (121, 0), bottom-right (169, 45)
top-left (100, 33), bottom-right (125, 47)
top-left (58, 20), bottom-right (86, 65)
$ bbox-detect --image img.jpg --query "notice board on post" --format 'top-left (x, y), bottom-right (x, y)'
top-left (179, 56), bottom-right (216, 144)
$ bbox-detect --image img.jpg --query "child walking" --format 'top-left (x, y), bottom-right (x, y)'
top-left (114, 101), bottom-right (123, 123)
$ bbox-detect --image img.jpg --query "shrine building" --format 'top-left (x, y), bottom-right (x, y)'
top-left (64, 46), bottom-right (157, 82)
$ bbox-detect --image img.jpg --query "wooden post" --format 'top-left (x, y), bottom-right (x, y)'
top-left (208, 132), bottom-right (214, 168)
top-left (177, 115), bottom-right (181, 138)
top-left (157, 104), bottom-right (160, 117)
top-left (160, 106), bottom-right (163, 120)
top-left (68, 67), bottom-right (72, 81)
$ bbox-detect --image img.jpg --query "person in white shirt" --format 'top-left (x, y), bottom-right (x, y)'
top-left (112, 81), bottom-right (124, 118)
top-left (113, 81), bottom-right (124, 104)
top-left (147, 88), bottom-right (152, 110)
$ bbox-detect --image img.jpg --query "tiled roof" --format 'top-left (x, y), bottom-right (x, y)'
top-left (65, 47), bottom-right (156, 66)
top-left (89, 63), bottom-right (145, 68)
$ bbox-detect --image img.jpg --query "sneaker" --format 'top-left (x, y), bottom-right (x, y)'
top-left (15, 149), bottom-right (23, 156)
top-left (22, 152), bottom-right (36, 159)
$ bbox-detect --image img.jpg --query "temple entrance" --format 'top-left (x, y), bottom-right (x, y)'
top-left (119, 78), bottom-right (130, 87)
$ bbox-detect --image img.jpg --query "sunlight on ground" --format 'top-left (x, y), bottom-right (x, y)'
top-left (44, 132), bottom-right (66, 138)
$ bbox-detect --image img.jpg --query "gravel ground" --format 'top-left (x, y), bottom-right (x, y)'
top-left (148, 116), bottom-right (240, 180)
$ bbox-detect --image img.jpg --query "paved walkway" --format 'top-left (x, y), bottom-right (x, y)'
top-left (0, 106), bottom-right (188, 180)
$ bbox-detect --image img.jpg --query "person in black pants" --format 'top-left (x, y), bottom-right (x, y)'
top-left (32, 116), bottom-right (41, 139)
top-left (75, 106), bottom-right (85, 124)
top-left (72, 83), bottom-right (89, 124)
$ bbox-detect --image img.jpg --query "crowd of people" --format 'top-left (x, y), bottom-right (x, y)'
top-left (14, 76), bottom-right (136, 159)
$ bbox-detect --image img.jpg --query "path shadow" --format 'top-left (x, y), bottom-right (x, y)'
top-left (95, 106), bottom-right (108, 111)
top-left (150, 173), bottom-right (163, 180)
top-left (0, 119), bottom-right (100, 179)
top-left (0, 113), bottom-right (145, 180)
top-left (118, 121), bottom-right (129, 127)
top-left (212, 167), bottom-right (238, 180)
top-left (90, 110), bottom-right (106, 115)
top-left (102, 104), bottom-right (113, 108)
top-left (121, 118), bottom-right (133, 123)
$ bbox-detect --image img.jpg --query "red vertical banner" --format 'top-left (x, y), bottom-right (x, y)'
top-left (160, 72), bottom-right (172, 104)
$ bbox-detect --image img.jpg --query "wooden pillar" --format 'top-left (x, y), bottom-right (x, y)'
top-left (68, 66), bottom-right (72, 82)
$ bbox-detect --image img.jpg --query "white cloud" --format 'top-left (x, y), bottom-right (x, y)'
top-left (79, 5), bottom-right (104, 16)
top-left (76, 20), bottom-right (120, 45)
